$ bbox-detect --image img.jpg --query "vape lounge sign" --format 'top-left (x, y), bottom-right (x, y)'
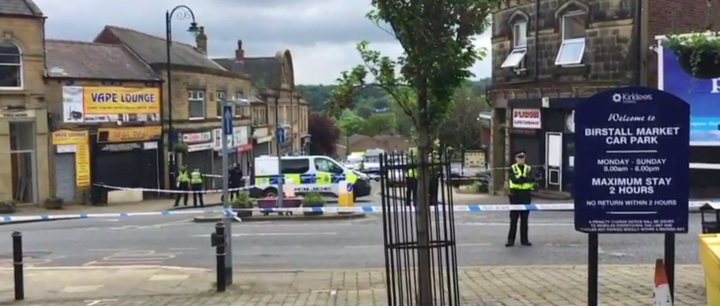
top-left (512, 108), bottom-right (541, 129)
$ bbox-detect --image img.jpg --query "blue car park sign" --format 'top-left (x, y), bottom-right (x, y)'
top-left (573, 86), bottom-right (690, 234)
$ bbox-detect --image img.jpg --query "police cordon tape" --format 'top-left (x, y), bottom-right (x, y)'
top-left (92, 183), bottom-right (254, 194)
top-left (0, 202), bottom-right (712, 223)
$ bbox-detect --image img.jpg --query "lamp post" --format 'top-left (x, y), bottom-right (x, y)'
top-left (165, 5), bottom-right (199, 179)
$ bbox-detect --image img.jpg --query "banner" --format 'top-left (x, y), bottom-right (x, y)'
top-left (660, 46), bottom-right (720, 146)
top-left (97, 126), bottom-right (161, 143)
top-left (62, 86), bottom-right (160, 123)
top-left (52, 129), bottom-right (88, 145)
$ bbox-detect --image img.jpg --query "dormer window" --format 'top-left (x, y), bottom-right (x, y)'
top-left (555, 11), bottom-right (586, 66)
top-left (501, 21), bottom-right (527, 69)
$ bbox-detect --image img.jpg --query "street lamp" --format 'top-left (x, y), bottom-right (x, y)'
top-left (165, 5), bottom-right (199, 180)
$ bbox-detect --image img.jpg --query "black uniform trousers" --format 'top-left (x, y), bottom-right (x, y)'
top-left (405, 177), bottom-right (418, 206)
top-left (174, 182), bottom-right (189, 206)
top-left (507, 190), bottom-right (531, 243)
top-left (192, 183), bottom-right (205, 207)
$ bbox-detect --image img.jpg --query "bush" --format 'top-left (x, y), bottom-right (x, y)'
top-left (302, 192), bottom-right (325, 216)
top-left (0, 199), bottom-right (17, 214)
top-left (44, 197), bottom-right (64, 210)
top-left (232, 192), bottom-right (255, 218)
top-left (665, 32), bottom-right (720, 79)
top-left (173, 142), bottom-right (189, 154)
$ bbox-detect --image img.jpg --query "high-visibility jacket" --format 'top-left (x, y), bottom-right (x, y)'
top-left (508, 164), bottom-right (534, 190)
top-left (177, 170), bottom-right (190, 183)
top-left (190, 170), bottom-right (203, 184)
top-left (405, 168), bottom-right (416, 178)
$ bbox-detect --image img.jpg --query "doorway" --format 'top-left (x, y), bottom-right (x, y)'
top-left (545, 132), bottom-right (563, 192)
top-left (9, 121), bottom-right (37, 203)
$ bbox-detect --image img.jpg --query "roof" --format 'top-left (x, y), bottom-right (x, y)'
top-left (0, 0), bottom-right (43, 16)
top-left (96, 26), bottom-right (226, 71)
top-left (214, 57), bottom-right (280, 88)
top-left (45, 40), bottom-right (160, 81)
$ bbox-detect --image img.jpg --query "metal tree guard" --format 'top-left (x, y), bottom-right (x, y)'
top-left (379, 151), bottom-right (460, 306)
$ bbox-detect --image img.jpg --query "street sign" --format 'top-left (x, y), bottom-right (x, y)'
top-left (276, 127), bottom-right (285, 144)
top-left (222, 105), bottom-right (233, 136)
top-left (573, 86), bottom-right (689, 234)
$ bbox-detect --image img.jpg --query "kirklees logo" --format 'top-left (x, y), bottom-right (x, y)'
top-left (612, 93), bottom-right (652, 103)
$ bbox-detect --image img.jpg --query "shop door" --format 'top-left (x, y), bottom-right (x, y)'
top-left (212, 151), bottom-right (237, 189)
top-left (54, 153), bottom-right (76, 203)
top-left (254, 142), bottom-right (269, 157)
top-left (545, 132), bottom-right (563, 191)
top-left (139, 145), bottom-right (160, 194)
top-left (9, 121), bottom-right (37, 204)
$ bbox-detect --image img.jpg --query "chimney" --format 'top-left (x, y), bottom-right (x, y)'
top-left (235, 40), bottom-right (244, 62)
top-left (195, 26), bottom-right (207, 54)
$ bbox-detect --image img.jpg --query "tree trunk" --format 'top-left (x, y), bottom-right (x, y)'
top-left (415, 81), bottom-right (433, 306)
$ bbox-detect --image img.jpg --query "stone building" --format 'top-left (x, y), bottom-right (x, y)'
top-left (94, 26), bottom-right (254, 189)
top-left (214, 41), bottom-right (310, 156)
top-left (44, 39), bottom-right (162, 204)
top-left (489, 0), bottom-right (720, 197)
top-left (0, 0), bottom-right (50, 205)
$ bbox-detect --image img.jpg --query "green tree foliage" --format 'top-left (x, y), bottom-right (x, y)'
top-left (362, 113), bottom-right (397, 136)
top-left (437, 85), bottom-right (489, 149)
top-left (337, 111), bottom-right (366, 136)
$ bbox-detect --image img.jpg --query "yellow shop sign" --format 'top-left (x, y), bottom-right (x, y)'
top-left (97, 126), bottom-right (162, 143)
top-left (52, 129), bottom-right (88, 145)
top-left (83, 87), bottom-right (160, 114)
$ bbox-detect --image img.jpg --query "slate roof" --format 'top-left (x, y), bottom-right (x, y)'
top-left (214, 57), bottom-right (280, 88)
top-left (45, 40), bottom-right (160, 81)
top-left (96, 26), bottom-right (226, 71)
top-left (0, 0), bottom-right (43, 16)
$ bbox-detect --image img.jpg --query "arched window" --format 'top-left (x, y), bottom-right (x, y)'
top-left (0, 41), bottom-right (22, 88)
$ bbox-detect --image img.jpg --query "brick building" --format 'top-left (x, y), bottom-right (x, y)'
top-left (0, 0), bottom-right (50, 205)
top-left (44, 39), bottom-right (162, 204)
top-left (214, 41), bottom-right (310, 157)
top-left (94, 26), bottom-right (254, 189)
top-left (489, 0), bottom-right (720, 197)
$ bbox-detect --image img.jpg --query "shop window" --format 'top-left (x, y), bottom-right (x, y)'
top-left (556, 11), bottom-right (586, 66)
top-left (216, 91), bottom-right (226, 118)
top-left (501, 21), bottom-right (527, 69)
top-left (188, 90), bottom-right (205, 119)
top-left (0, 41), bottom-right (22, 89)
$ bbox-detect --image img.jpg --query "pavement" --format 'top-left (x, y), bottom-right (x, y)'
top-left (0, 265), bottom-right (707, 305)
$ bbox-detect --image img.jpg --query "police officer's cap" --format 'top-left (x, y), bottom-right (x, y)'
top-left (514, 151), bottom-right (526, 158)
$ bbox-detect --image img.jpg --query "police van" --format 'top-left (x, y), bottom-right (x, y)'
top-left (251, 155), bottom-right (372, 200)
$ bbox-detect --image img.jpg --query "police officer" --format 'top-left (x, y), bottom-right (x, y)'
top-left (173, 164), bottom-right (190, 207)
top-left (506, 151), bottom-right (534, 247)
top-left (190, 167), bottom-right (205, 207)
top-left (228, 163), bottom-right (243, 201)
top-left (405, 162), bottom-right (417, 206)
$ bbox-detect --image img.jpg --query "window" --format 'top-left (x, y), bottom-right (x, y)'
top-left (188, 90), bottom-right (205, 119)
top-left (0, 41), bottom-right (22, 88)
top-left (280, 159), bottom-right (310, 174)
top-left (556, 12), bottom-right (586, 66)
top-left (233, 92), bottom-right (245, 117)
top-left (501, 22), bottom-right (527, 69)
top-left (314, 157), bottom-right (344, 174)
top-left (216, 91), bottom-right (226, 118)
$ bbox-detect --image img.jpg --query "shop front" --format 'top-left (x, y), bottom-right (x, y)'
top-left (181, 131), bottom-right (214, 183)
top-left (51, 129), bottom-right (90, 204)
top-left (252, 126), bottom-right (272, 157)
top-left (90, 126), bottom-right (161, 197)
top-left (212, 125), bottom-right (252, 187)
top-left (0, 108), bottom-right (51, 205)
top-left (508, 99), bottom-right (578, 193)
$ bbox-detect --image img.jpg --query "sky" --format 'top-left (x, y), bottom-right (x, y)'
top-left (33, 0), bottom-right (492, 85)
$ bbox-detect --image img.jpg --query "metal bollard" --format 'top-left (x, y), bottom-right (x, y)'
top-left (12, 231), bottom-right (24, 300)
top-left (210, 222), bottom-right (226, 292)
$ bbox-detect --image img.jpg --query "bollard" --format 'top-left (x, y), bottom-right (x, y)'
top-left (210, 222), bottom-right (226, 292)
top-left (12, 231), bottom-right (24, 300)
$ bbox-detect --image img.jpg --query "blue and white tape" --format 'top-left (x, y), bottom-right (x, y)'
top-left (93, 183), bottom-right (254, 194)
top-left (0, 201), bottom-right (712, 223)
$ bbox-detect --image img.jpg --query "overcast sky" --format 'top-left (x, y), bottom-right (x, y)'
top-left (34, 0), bottom-right (492, 85)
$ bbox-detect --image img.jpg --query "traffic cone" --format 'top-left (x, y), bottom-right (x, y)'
top-left (653, 259), bottom-right (673, 306)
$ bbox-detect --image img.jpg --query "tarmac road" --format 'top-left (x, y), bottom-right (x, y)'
top-left (0, 209), bottom-right (705, 270)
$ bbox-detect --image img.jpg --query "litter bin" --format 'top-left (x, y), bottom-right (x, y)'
top-left (699, 234), bottom-right (720, 305)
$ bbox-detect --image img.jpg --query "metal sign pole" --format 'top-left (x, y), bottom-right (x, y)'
top-left (276, 126), bottom-right (284, 208)
top-left (221, 104), bottom-right (233, 284)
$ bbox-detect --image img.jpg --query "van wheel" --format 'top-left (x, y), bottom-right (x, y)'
top-left (263, 188), bottom-right (278, 197)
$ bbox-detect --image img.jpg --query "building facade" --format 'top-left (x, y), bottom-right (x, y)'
top-left (489, 0), bottom-right (720, 197)
top-left (44, 39), bottom-right (163, 204)
top-left (0, 0), bottom-right (50, 205)
top-left (94, 26), bottom-right (253, 189)
top-left (214, 41), bottom-right (310, 156)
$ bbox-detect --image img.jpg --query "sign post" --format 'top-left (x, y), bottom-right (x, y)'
top-left (574, 87), bottom-right (689, 305)
top-left (221, 104), bottom-right (233, 285)
top-left (276, 126), bottom-right (285, 208)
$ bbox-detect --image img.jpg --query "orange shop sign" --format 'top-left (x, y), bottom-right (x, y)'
top-left (512, 108), bottom-right (541, 129)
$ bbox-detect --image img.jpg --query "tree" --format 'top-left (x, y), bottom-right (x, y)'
top-left (325, 0), bottom-right (498, 301)
top-left (308, 113), bottom-right (340, 156)
top-left (362, 113), bottom-right (397, 136)
top-left (336, 111), bottom-right (366, 155)
top-left (437, 85), bottom-right (489, 150)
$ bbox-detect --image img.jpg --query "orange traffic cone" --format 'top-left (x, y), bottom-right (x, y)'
top-left (653, 259), bottom-right (673, 306)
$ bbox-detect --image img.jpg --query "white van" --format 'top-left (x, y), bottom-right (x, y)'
top-left (250, 155), bottom-right (372, 199)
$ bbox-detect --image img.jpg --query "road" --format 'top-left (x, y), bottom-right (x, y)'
top-left (0, 209), bottom-right (704, 270)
